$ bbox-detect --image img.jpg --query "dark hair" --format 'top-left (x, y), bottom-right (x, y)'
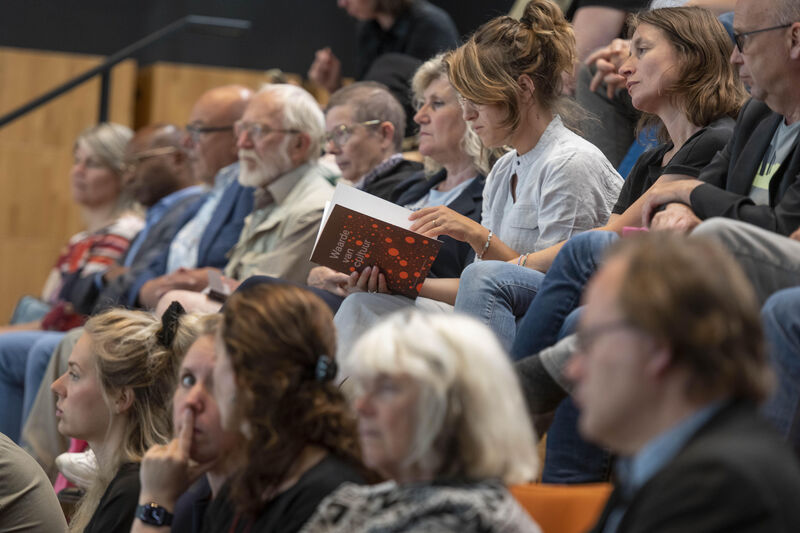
top-left (629, 7), bottom-right (746, 140)
top-left (607, 232), bottom-right (771, 403)
top-left (374, 0), bottom-right (413, 18)
top-left (445, 0), bottom-right (576, 132)
top-left (220, 284), bottom-right (363, 515)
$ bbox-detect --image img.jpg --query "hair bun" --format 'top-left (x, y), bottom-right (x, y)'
top-left (157, 301), bottom-right (186, 348)
top-left (520, 0), bottom-right (563, 32)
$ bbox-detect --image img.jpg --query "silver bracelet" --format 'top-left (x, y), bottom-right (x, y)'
top-left (477, 230), bottom-right (493, 260)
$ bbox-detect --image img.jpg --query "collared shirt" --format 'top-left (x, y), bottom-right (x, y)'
top-left (224, 162), bottom-right (334, 283)
top-left (603, 401), bottom-right (724, 533)
top-left (166, 162), bottom-right (238, 272)
top-left (123, 185), bottom-right (206, 268)
top-left (354, 153), bottom-right (404, 191)
top-left (480, 115), bottom-right (622, 254)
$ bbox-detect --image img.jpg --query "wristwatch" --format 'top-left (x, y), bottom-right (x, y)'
top-left (135, 502), bottom-right (173, 526)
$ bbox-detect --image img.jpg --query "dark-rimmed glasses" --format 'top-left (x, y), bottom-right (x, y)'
top-left (733, 23), bottom-right (792, 52)
top-left (233, 120), bottom-right (300, 142)
top-left (324, 120), bottom-right (381, 149)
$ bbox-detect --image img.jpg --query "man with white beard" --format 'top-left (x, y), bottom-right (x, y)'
top-left (220, 83), bottom-right (334, 284)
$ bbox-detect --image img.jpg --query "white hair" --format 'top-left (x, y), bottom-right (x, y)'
top-left (257, 84), bottom-right (325, 161)
top-left (343, 310), bottom-right (539, 485)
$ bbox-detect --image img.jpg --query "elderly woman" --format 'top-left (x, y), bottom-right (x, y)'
top-left (0, 123), bottom-right (142, 443)
top-left (51, 305), bottom-right (200, 532)
top-left (301, 310), bottom-right (540, 532)
top-left (135, 284), bottom-right (365, 533)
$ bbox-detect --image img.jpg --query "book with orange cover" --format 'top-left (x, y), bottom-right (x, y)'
top-left (310, 184), bottom-right (441, 299)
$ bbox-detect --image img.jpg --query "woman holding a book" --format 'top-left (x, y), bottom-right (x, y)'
top-left (334, 0), bottom-right (622, 357)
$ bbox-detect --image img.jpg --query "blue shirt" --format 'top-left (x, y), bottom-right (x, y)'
top-left (603, 401), bottom-right (723, 533)
top-left (123, 185), bottom-right (206, 268)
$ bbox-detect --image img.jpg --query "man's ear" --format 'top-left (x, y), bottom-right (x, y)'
top-left (378, 121), bottom-right (396, 149)
top-left (790, 22), bottom-right (800, 60)
top-left (289, 132), bottom-right (312, 165)
top-left (645, 340), bottom-right (673, 379)
top-left (114, 387), bottom-right (135, 415)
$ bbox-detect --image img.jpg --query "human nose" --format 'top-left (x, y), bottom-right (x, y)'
top-left (181, 130), bottom-right (195, 150)
top-left (618, 55), bottom-right (635, 78)
top-left (413, 105), bottom-right (429, 126)
top-left (353, 390), bottom-right (375, 417)
top-left (236, 128), bottom-right (254, 149)
top-left (51, 372), bottom-right (66, 397)
top-left (730, 45), bottom-right (743, 65)
top-left (461, 101), bottom-right (478, 122)
top-left (325, 136), bottom-right (341, 154)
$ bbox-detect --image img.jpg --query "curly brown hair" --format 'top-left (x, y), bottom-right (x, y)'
top-left (220, 284), bottom-right (363, 516)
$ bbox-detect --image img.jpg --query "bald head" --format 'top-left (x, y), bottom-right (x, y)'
top-left (126, 124), bottom-right (194, 207)
top-left (185, 85), bottom-right (253, 184)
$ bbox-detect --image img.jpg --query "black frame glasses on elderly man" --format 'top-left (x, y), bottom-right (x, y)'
top-left (733, 23), bottom-right (792, 52)
top-left (185, 123), bottom-right (234, 142)
top-left (122, 146), bottom-right (180, 174)
top-left (574, 320), bottom-right (639, 353)
top-left (324, 120), bottom-right (381, 149)
top-left (233, 120), bottom-right (300, 141)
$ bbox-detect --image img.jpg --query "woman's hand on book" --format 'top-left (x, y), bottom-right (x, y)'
top-left (345, 266), bottom-right (389, 296)
top-left (409, 206), bottom-right (484, 247)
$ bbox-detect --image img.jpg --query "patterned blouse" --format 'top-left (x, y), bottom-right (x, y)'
top-left (300, 480), bottom-right (541, 533)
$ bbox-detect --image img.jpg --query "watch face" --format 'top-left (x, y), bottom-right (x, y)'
top-left (137, 503), bottom-right (172, 526)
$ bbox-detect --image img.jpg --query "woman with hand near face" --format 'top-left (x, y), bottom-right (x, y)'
top-left (51, 304), bottom-right (200, 533)
top-left (334, 0), bottom-right (622, 357)
top-left (132, 314), bottom-right (240, 533)
top-left (301, 311), bottom-right (541, 533)
top-left (201, 284), bottom-right (363, 533)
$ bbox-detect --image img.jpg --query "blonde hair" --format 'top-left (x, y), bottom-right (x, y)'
top-left (68, 308), bottom-right (202, 532)
top-left (74, 122), bottom-right (134, 212)
top-left (411, 54), bottom-right (495, 176)
top-left (446, 0), bottom-right (576, 133)
top-left (343, 311), bottom-right (539, 485)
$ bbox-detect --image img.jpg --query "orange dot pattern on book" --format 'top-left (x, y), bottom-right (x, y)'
top-left (336, 212), bottom-right (438, 296)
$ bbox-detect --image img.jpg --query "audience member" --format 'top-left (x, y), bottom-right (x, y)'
top-left (569, 232), bottom-right (800, 531)
top-left (333, 0), bottom-right (622, 356)
top-left (301, 311), bottom-right (540, 532)
top-left (308, 0), bottom-right (459, 94)
top-left (130, 314), bottom-right (238, 533)
top-left (156, 84), bottom-right (335, 315)
top-left (456, 5), bottom-right (745, 351)
top-left (0, 123), bottom-right (142, 442)
top-left (0, 124), bottom-right (205, 447)
top-left (306, 53), bottom-right (489, 304)
top-left (134, 85), bottom-right (255, 309)
top-left (0, 432), bottom-right (67, 532)
top-left (52, 305), bottom-right (200, 533)
top-left (325, 81), bottom-right (422, 198)
top-left (133, 284), bottom-right (364, 533)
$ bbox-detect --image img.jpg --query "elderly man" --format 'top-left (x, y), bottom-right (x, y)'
top-left (325, 81), bottom-right (421, 199)
top-left (132, 85), bottom-right (254, 309)
top-left (156, 84), bottom-right (335, 313)
top-left (568, 233), bottom-right (800, 532)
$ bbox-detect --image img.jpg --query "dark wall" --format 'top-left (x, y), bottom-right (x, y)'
top-left (1, 0), bottom-right (513, 76)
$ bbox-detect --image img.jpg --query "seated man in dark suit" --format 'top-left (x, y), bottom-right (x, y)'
top-left (132, 85), bottom-right (255, 309)
top-left (642, 0), bottom-right (800, 235)
top-left (568, 232), bottom-right (800, 532)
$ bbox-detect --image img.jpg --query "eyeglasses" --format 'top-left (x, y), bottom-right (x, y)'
top-left (185, 123), bottom-right (234, 142)
top-left (733, 23), bottom-right (792, 52)
top-left (324, 120), bottom-right (381, 149)
top-left (455, 93), bottom-right (481, 110)
top-left (233, 120), bottom-right (300, 141)
top-left (122, 146), bottom-right (179, 174)
top-left (575, 320), bottom-right (638, 353)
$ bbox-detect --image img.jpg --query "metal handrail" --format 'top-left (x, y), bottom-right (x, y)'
top-left (0, 15), bottom-right (251, 128)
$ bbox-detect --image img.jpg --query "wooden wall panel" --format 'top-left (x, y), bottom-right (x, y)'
top-left (136, 62), bottom-right (302, 127)
top-left (0, 47), bottom-right (136, 322)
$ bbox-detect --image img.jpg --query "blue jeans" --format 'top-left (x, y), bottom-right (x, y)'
top-left (512, 231), bottom-right (618, 359)
top-left (454, 261), bottom-right (545, 354)
top-left (0, 331), bottom-right (65, 442)
top-left (761, 287), bottom-right (800, 453)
